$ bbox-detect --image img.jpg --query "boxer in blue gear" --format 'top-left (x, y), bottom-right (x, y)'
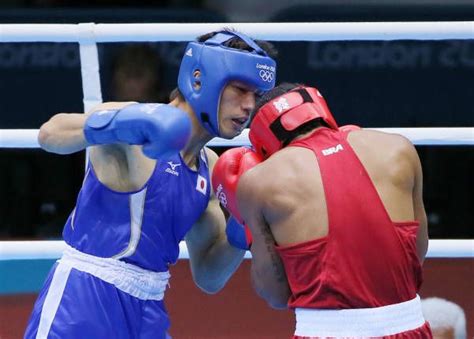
top-left (25, 29), bottom-right (277, 338)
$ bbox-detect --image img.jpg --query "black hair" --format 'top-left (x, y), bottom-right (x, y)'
top-left (197, 28), bottom-right (278, 58)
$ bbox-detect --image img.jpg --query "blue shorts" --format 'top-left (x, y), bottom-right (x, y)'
top-left (25, 262), bottom-right (170, 339)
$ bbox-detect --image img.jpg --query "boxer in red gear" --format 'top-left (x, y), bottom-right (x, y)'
top-left (238, 83), bottom-right (432, 338)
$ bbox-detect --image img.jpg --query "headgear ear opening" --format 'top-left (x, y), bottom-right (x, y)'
top-left (192, 70), bottom-right (201, 90)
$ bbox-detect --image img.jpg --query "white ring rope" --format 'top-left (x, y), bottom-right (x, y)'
top-left (78, 23), bottom-right (103, 113)
top-left (1, 22), bottom-right (473, 42)
top-left (0, 240), bottom-right (472, 260)
top-left (0, 22), bottom-right (472, 261)
top-left (0, 128), bottom-right (473, 149)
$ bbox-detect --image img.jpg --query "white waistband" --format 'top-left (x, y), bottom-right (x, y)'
top-left (58, 245), bottom-right (170, 301)
top-left (295, 295), bottom-right (425, 337)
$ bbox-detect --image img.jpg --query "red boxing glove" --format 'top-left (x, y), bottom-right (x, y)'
top-left (212, 147), bottom-right (263, 224)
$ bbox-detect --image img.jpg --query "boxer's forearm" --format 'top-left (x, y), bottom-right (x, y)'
top-left (206, 239), bottom-right (245, 292)
top-left (250, 250), bottom-right (290, 310)
top-left (186, 199), bottom-right (246, 294)
top-left (193, 236), bottom-right (245, 294)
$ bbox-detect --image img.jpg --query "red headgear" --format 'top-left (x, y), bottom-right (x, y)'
top-left (249, 86), bottom-right (338, 158)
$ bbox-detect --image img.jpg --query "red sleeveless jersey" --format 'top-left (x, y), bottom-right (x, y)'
top-left (275, 128), bottom-right (423, 309)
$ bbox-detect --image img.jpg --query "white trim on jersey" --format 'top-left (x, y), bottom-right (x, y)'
top-left (113, 188), bottom-right (147, 259)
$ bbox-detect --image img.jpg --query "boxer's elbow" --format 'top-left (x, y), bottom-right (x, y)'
top-left (260, 288), bottom-right (289, 310)
top-left (193, 273), bottom-right (225, 294)
top-left (267, 299), bottom-right (288, 310)
top-left (190, 263), bottom-right (226, 294)
top-left (252, 274), bottom-right (289, 310)
top-left (38, 120), bottom-right (58, 152)
top-left (38, 115), bottom-right (65, 152)
top-left (255, 288), bottom-right (288, 310)
top-left (198, 283), bottom-right (223, 295)
top-left (38, 114), bottom-right (85, 154)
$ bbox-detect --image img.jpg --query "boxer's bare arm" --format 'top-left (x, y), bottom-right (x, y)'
top-left (38, 102), bottom-right (135, 155)
top-left (238, 170), bottom-right (291, 309)
top-left (409, 143), bottom-right (428, 263)
top-left (349, 131), bottom-right (429, 261)
top-left (38, 102), bottom-right (156, 192)
top-left (185, 148), bottom-right (246, 294)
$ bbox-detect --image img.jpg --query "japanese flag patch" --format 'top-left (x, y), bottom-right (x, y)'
top-left (196, 175), bottom-right (207, 195)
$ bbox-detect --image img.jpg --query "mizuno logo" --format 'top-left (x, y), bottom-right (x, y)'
top-left (322, 144), bottom-right (343, 156)
top-left (165, 161), bottom-right (181, 176)
top-left (167, 161), bottom-right (181, 170)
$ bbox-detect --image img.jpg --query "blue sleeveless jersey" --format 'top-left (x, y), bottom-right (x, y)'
top-left (62, 150), bottom-right (211, 272)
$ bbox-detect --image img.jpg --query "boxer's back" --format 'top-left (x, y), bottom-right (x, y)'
top-left (256, 128), bottom-right (418, 248)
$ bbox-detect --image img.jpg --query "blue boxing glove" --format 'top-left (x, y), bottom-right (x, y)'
top-left (84, 103), bottom-right (191, 159)
top-left (226, 216), bottom-right (252, 250)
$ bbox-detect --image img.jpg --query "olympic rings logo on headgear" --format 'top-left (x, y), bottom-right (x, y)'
top-left (259, 70), bottom-right (274, 82)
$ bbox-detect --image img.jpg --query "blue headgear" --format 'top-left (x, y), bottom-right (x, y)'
top-left (178, 30), bottom-right (276, 136)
